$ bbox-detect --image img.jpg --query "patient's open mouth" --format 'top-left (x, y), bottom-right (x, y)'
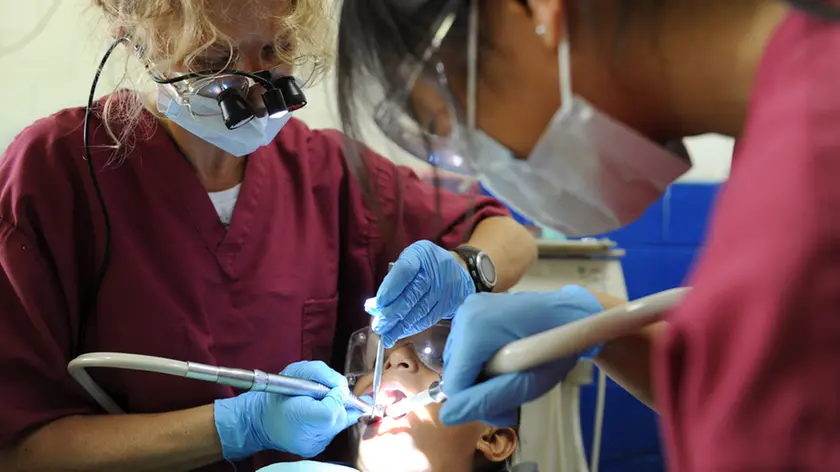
top-left (360, 382), bottom-right (411, 424)
top-left (382, 388), bottom-right (408, 406)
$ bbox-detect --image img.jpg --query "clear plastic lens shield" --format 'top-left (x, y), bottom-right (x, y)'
top-left (373, 61), bottom-right (476, 175)
top-left (366, 0), bottom-right (481, 178)
top-left (345, 321), bottom-right (451, 388)
top-left (373, 0), bottom-right (690, 235)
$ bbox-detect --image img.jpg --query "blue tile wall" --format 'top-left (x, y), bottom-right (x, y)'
top-left (581, 182), bottom-right (720, 472)
top-left (666, 183), bottom-right (721, 245)
top-left (481, 182), bottom-right (722, 472)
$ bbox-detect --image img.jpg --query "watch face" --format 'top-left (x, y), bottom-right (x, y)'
top-left (478, 254), bottom-right (497, 286)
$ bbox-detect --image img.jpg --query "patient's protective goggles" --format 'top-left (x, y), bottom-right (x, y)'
top-left (345, 320), bottom-right (451, 388)
top-left (149, 63), bottom-right (312, 130)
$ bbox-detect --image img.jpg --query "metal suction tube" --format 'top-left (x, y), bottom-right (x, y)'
top-left (68, 353), bottom-right (372, 415)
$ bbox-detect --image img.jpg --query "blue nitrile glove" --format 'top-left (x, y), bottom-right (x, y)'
top-left (214, 361), bottom-right (367, 460)
top-left (257, 461), bottom-right (358, 472)
top-left (369, 240), bottom-right (475, 348)
top-left (440, 286), bottom-right (603, 427)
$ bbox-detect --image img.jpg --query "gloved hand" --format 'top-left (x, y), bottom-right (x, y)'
top-left (440, 286), bottom-right (603, 427)
top-left (369, 240), bottom-right (475, 348)
top-left (257, 461), bottom-right (358, 472)
top-left (214, 361), bottom-right (366, 460)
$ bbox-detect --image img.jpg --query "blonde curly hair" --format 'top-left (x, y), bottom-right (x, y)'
top-left (91, 0), bottom-right (333, 156)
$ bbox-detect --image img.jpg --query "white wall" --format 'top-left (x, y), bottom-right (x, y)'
top-left (0, 1), bottom-right (733, 181)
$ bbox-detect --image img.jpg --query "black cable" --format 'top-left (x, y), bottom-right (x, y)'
top-left (77, 37), bottom-right (127, 355)
top-left (787, 0), bottom-right (840, 21)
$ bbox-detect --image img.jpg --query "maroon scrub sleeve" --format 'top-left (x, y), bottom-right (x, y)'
top-left (655, 11), bottom-right (840, 471)
top-left (0, 221), bottom-right (96, 448)
top-left (341, 131), bottom-right (510, 280)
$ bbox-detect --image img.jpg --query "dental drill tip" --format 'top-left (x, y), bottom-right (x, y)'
top-left (361, 404), bottom-right (386, 424)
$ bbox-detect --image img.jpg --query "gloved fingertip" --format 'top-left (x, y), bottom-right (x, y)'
top-left (439, 403), bottom-right (467, 426)
top-left (371, 315), bottom-right (386, 332)
top-left (359, 394), bottom-right (374, 405)
top-left (579, 342), bottom-right (605, 361)
top-left (559, 285), bottom-right (603, 312)
top-left (333, 384), bottom-right (350, 400)
top-left (381, 335), bottom-right (397, 349)
top-left (377, 259), bottom-right (418, 305)
top-left (364, 297), bottom-right (380, 316)
top-left (346, 409), bottom-right (365, 428)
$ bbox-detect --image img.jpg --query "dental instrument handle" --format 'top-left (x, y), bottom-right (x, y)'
top-left (370, 262), bottom-right (395, 418)
top-left (67, 353), bottom-right (372, 416)
top-left (264, 372), bottom-right (372, 414)
top-left (371, 340), bottom-right (386, 415)
top-left (484, 287), bottom-right (688, 375)
top-left (186, 362), bottom-right (373, 415)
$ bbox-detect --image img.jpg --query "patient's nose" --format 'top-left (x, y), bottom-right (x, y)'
top-left (385, 346), bottom-right (419, 373)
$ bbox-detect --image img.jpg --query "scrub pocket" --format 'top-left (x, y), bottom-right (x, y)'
top-left (301, 295), bottom-right (339, 362)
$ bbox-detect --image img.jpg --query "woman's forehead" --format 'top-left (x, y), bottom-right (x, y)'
top-left (204, 0), bottom-right (292, 43)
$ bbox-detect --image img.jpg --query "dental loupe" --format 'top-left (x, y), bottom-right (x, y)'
top-left (152, 70), bottom-right (306, 130)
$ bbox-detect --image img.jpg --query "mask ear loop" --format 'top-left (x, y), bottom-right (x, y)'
top-left (557, 8), bottom-right (574, 114)
top-left (466, 0), bottom-right (479, 158)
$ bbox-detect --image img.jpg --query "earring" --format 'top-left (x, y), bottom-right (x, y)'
top-left (535, 24), bottom-right (547, 36)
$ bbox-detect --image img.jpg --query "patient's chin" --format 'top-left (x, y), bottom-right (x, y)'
top-left (357, 433), bottom-right (433, 472)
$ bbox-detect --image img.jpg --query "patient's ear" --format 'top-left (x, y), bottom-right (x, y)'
top-left (475, 427), bottom-right (518, 462)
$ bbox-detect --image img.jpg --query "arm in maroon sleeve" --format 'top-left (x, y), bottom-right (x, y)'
top-left (0, 118), bottom-right (224, 471)
top-left (0, 219), bottom-right (224, 471)
top-left (654, 54), bottom-right (840, 470)
top-left (347, 138), bottom-right (535, 290)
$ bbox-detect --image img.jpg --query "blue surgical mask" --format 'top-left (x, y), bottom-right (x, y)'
top-left (156, 87), bottom-right (292, 157)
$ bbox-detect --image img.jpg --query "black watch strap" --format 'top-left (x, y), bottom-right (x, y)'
top-left (453, 245), bottom-right (496, 293)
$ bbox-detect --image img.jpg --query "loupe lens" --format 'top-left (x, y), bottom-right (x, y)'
top-left (276, 76), bottom-right (307, 111)
top-left (262, 89), bottom-right (289, 119)
top-left (217, 88), bottom-right (254, 129)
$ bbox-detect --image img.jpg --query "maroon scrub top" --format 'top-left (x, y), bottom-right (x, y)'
top-left (655, 10), bottom-right (840, 471)
top-left (0, 94), bottom-right (508, 471)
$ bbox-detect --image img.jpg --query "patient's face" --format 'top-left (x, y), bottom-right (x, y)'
top-left (351, 344), bottom-right (516, 472)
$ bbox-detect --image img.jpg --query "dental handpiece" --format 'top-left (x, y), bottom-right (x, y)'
top-left (186, 362), bottom-right (373, 415)
top-left (66, 352), bottom-right (372, 416)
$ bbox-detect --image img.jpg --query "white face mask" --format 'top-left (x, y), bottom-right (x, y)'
top-left (156, 86), bottom-right (293, 157)
top-left (473, 28), bottom-right (691, 236)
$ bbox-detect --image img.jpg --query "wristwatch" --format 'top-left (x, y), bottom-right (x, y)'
top-left (452, 245), bottom-right (497, 293)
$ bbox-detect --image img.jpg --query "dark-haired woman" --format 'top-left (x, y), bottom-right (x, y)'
top-left (335, 0), bottom-right (840, 469)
